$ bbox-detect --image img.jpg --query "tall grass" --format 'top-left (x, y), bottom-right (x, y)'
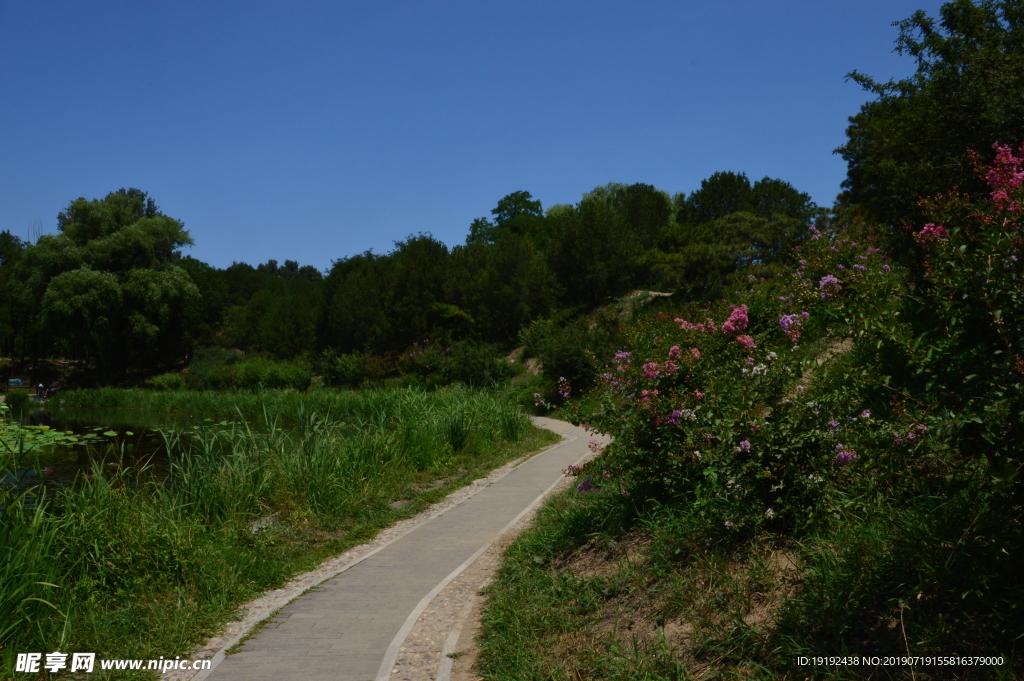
top-left (54, 385), bottom-right (521, 430)
top-left (1, 387), bottom-right (550, 676)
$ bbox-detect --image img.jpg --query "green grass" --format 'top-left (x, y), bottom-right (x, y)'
top-left (1, 386), bottom-right (558, 678)
top-left (476, 479), bottom-right (1023, 680)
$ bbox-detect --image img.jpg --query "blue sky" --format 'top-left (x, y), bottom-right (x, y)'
top-left (1, 0), bottom-right (946, 271)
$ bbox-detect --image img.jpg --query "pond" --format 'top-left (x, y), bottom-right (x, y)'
top-left (3, 403), bottom-right (218, 488)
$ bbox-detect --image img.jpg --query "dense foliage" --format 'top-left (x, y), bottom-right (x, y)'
top-left (1, 174), bottom-right (813, 388)
top-left (838, 0), bottom-right (1024, 229)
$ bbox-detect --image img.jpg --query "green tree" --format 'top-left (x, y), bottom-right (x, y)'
top-left (837, 0), bottom-right (1024, 228)
top-left (546, 200), bottom-right (643, 308)
top-left (0, 231), bottom-right (26, 356)
top-left (468, 191), bottom-right (547, 246)
top-left (15, 189), bottom-right (198, 379)
top-left (447, 235), bottom-right (554, 343)
top-left (684, 171), bottom-right (754, 223)
top-left (579, 183), bottom-right (673, 250)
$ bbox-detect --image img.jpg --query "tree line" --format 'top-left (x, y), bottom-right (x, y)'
top-left (0, 173), bottom-right (816, 382)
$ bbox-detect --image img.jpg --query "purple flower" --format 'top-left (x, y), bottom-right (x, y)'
top-left (779, 313), bottom-right (807, 343)
top-left (861, 410), bottom-right (871, 419)
top-left (577, 476), bottom-right (596, 492)
top-left (738, 440), bottom-right (752, 453)
top-left (882, 264), bottom-right (891, 272)
top-left (765, 508), bottom-right (776, 519)
top-left (853, 264), bottom-right (867, 271)
top-left (828, 420), bottom-right (840, 435)
top-left (725, 520), bottom-right (735, 528)
top-left (819, 275), bottom-right (842, 295)
top-left (835, 444), bottom-right (857, 466)
top-left (558, 377), bottom-right (572, 398)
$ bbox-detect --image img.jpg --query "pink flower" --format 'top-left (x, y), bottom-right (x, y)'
top-left (987, 143), bottom-right (1024, 213)
top-left (916, 223), bottom-right (948, 244)
top-left (721, 304), bottom-right (749, 335)
top-left (736, 334), bottom-right (757, 350)
top-left (668, 345), bottom-right (682, 360)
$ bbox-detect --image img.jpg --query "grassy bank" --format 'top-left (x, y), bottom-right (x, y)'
top-left (477, 477), bottom-right (1016, 680)
top-left (1, 387), bottom-right (558, 677)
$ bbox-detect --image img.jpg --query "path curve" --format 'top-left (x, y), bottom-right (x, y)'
top-left (191, 417), bottom-right (603, 681)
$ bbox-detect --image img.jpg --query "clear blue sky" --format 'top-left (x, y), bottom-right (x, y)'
top-left (1, 0), bottom-right (946, 272)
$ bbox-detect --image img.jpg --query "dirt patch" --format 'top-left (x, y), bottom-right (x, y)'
top-left (555, 530), bottom-right (651, 579)
top-left (409, 475), bottom-right (459, 494)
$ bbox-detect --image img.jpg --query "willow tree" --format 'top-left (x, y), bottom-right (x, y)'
top-left (15, 189), bottom-right (199, 380)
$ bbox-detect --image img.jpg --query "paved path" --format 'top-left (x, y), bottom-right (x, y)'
top-left (199, 417), bottom-right (602, 681)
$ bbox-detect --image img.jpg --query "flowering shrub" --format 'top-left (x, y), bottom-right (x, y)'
top-left (564, 143), bottom-right (1024, 555)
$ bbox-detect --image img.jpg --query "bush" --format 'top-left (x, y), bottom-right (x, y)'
top-left (315, 350), bottom-right (371, 388)
top-left (145, 372), bottom-right (186, 391)
top-left (399, 340), bottom-right (515, 388)
top-left (185, 346), bottom-right (243, 390)
top-left (3, 390), bottom-right (29, 413)
top-left (520, 313), bottom-right (623, 400)
top-left (181, 347), bottom-right (311, 391)
top-left (237, 357), bottom-right (312, 391)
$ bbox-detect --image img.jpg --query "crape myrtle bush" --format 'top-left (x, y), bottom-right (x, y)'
top-left (562, 145), bottom-right (1024, 659)
top-left (568, 225), bottom-right (905, 533)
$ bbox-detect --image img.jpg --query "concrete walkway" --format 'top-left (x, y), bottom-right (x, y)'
top-left (198, 417), bottom-right (603, 681)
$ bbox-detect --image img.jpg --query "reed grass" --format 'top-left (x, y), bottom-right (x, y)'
top-left (1, 387), bottom-right (555, 677)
